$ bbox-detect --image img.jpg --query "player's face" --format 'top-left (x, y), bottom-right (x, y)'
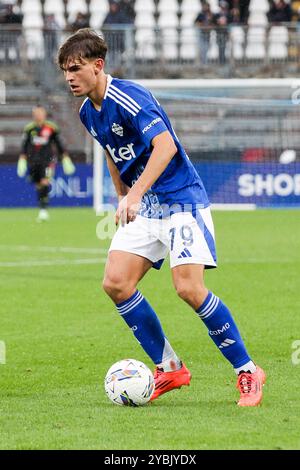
top-left (63, 59), bottom-right (102, 97)
top-left (33, 107), bottom-right (47, 124)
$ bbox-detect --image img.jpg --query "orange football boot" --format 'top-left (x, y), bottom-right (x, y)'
top-left (236, 366), bottom-right (266, 407)
top-left (150, 362), bottom-right (192, 401)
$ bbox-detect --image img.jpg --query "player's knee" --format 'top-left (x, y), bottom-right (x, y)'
top-left (175, 280), bottom-right (195, 302)
top-left (102, 275), bottom-right (118, 298)
top-left (175, 279), bottom-right (207, 305)
top-left (102, 274), bottom-right (135, 303)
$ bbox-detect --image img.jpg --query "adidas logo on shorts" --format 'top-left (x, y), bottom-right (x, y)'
top-left (178, 248), bottom-right (192, 259)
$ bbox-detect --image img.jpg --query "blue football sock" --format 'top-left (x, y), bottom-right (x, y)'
top-left (116, 291), bottom-right (180, 369)
top-left (196, 292), bottom-right (252, 369)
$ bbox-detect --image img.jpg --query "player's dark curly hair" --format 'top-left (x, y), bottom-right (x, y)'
top-left (57, 28), bottom-right (108, 69)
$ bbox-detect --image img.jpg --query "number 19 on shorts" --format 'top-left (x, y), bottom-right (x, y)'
top-left (169, 225), bottom-right (194, 251)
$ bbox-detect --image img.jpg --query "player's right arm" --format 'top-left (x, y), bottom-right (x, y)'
top-left (17, 126), bottom-right (31, 177)
top-left (105, 151), bottom-right (129, 201)
top-left (20, 124), bottom-right (32, 159)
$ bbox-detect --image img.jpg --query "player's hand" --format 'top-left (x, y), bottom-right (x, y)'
top-left (46, 164), bottom-right (55, 180)
top-left (115, 190), bottom-right (141, 227)
top-left (62, 155), bottom-right (75, 175)
top-left (17, 157), bottom-right (27, 178)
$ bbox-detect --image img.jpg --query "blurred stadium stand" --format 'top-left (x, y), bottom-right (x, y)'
top-left (1, 0), bottom-right (300, 80)
top-left (1, 0), bottom-right (300, 163)
top-left (155, 83), bottom-right (300, 163)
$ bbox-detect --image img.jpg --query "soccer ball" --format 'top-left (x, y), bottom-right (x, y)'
top-left (104, 359), bottom-right (155, 406)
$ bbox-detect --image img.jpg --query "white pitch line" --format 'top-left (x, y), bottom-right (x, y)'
top-left (1, 258), bottom-right (296, 268)
top-left (0, 245), bottom-right (107, 254)
top-left (221, 258), bottom-right (297, 264)
top-left (0, 246), bottom-right (296, 266)
top-left (0, 258), bottom-right (107, 268)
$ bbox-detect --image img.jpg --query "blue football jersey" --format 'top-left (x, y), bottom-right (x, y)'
top-left (79, 75), bottom-right (209, 217)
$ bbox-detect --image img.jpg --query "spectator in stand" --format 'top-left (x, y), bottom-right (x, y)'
top-left (44, 14), bottom-right (60, 63)
top-left (70, 12), bottom-right (90, 32)
top-left (213, 1), bottom-right (232, 65)
top-left (118, 0), bottom-right (135, 24)
top-left (0, 3), bottom-right (23, 63)
top-left (239, 0), bottom-right (250, 24)
top-left (195, 2), bottom-right (214, 65)
top-left (226, 0), bottom-right (250, 25)
top-left (267, 0), bottom-right (292, 23)
top-left (0, 2), bottom-right (7, 22)
top-left (103, 0), bottom-right (132, 25)
top-left (0, 3), bottom-right (23, 24)
top-left (103, 1), bottom-right (133, 60)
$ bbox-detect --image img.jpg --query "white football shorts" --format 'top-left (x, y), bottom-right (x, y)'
top-left (109, 207), bottom-right (217, 270)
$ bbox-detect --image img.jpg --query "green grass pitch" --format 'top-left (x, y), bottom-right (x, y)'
top-left (0, 207), bottom-right (299, 450)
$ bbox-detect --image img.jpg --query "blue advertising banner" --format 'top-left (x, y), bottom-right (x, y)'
top-left (102, 162), bottom-right (300, 208)
top-left (195, 162), bottom-right (300, 207)
top-left (0, 164), bottom-right (93, 207)
top-left (0, 162), bottom-right (299, 208)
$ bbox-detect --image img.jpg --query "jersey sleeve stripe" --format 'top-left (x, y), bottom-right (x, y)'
top-left (107, 92), bottom-right (138, 116)
top-left (107, 88), bottom-right (140, 114)
top-left (109, 84), bottom-right (142, 110)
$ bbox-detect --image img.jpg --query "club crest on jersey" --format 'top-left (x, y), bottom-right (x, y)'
top-left (112, 123), bottom-right (124, 137)
top-left (106, 143), bottom-right (137, 163)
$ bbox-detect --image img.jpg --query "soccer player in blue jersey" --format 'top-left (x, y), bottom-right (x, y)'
top-left (58, 29), bottom-right (266, 406)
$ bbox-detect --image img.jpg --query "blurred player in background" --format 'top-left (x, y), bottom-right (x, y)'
top-left (58, 29), bottom-right (266, 407)
top-left (17, 105), bottom-right (75, 222)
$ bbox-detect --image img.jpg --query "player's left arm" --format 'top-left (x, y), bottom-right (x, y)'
top-left (52, 127), bottom-right (75, 175)
top-left (48, 124), bottom-right (64, 157)
top-left (116, 130), bottom-right (177, 226)
top-left (131, 131), bottom-right (177, 195)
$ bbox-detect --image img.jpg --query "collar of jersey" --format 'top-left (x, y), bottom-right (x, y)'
top-left (89, 74), bottom-right (113, 114)
top-left (104, 74), bottom-right (113, 100)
